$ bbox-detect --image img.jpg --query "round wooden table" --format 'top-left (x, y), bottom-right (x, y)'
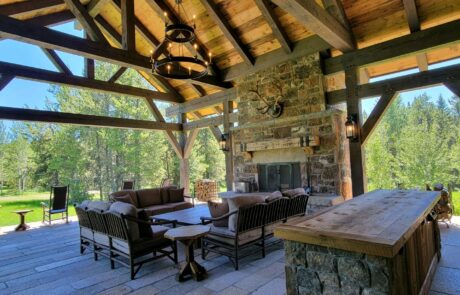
top-left (12, 209), bottom-right (33, 231)
top-left (164, 225), bottom-right (210, 282)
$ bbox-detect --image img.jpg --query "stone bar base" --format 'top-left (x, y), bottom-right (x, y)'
top-left (285, 241), bottom-right (390, 295)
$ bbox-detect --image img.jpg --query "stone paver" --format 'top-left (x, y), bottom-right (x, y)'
top-left (0, 216), bottom-right (459, 294)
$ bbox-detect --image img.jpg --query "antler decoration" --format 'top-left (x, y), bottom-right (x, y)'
top-left (247, 77), bottom-right (284, 118)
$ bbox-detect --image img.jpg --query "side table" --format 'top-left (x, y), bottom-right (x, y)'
top-left (164, 225), bottom-right (210, 282)
top-left (12, 209), bottom-right (33, 231)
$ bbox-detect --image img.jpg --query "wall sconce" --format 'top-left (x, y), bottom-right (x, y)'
top-left (345, 115), bottom-right (358, 141)
top-left (219, 133), bottom-right (230, 152)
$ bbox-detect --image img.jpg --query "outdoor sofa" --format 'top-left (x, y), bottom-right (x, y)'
top-left (109, 186), bottom-right (194, 217)
top-left (200, 190), bottom-right (309, 270)
top-left (75, 200), bottom-right (177, 279)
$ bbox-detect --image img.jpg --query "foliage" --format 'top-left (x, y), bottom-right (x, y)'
top-left (365, 92), bottom-right (460, 191)
top-left (0, 62), bottom-right (225, 203)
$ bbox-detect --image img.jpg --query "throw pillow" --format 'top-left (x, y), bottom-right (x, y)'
top-left (160, 186), bottom-right (177, 203)
top-left (137, 210), bottom-right (154, 238)
top-left (208, 201), bottom-right (229, 227)
top-left (113, 194), bottom-right (133, 205)
top-left (86, 200), bottom-right (111, 212)
top-left (266, 191), bottom-right (283, 203)
top-left (109, 201), bottom-right (140, 241)
top-left (169, 188), bottom-right (185, 203)
top-left (282, 188), bottom-right (306, 198)
top-left (227, 195), bottom-right (266, 232)
top-left (137, 188), bottom-right (162, 207)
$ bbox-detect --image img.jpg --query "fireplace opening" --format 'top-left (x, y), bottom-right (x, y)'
top-left (258, 162), bottom-right (301, 192)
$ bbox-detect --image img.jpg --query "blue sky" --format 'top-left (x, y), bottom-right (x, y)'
top-left (0, 21), bottom-right (458, 130)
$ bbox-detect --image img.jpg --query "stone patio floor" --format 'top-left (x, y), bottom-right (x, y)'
top-left (0, 216), bottom-right (459, 295)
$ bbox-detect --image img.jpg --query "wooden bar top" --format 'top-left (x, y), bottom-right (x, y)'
top-left (275, 189), bottom-right (440, 257)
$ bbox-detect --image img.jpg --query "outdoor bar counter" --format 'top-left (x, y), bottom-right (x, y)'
top-left (275, 189), bottom-right (441, 295)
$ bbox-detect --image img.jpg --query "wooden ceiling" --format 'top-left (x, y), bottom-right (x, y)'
top-left (1, 0), bottom-right (460, 118)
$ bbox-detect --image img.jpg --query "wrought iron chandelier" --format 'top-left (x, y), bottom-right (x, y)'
top-left (150, 0), bottom-right (211, 80)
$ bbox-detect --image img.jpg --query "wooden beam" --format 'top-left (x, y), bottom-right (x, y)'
top-left (272, 0), bottom-right (354, 52)
top-left (322, 0), bottom-right (352, 30)
top-left (85, 58), bottom-right (95, 79)
top-left (183, 129), bottom-right (199, 159)
top-left (94, 15), bottom-right (122, 44)
top-left (325, 63), bottom-right (460, 104)
top-left (26, 11), bottom-right (75, 27)
top-left (0, 0), bottom-right (62, 16)
top-left (88, 0), bottom-right (112, 17)
top-left (359, 67), bottom-right (370, 85)
top-left (0, 106), bottom-right (182, 131)
top-left (254, 0), bottom-right (291, 53)
top-left (183, 113), bottom-right (238, 130)
top-left (445, 81), bottom-right (460, 98)
top-left (345, 66), bottom-right (365, 196)
top-left (143, 98), bottom-right (183, 158)
top-left (63, 0), bottom-right (109, 45)
top-left (165, 88), bottom-right (237, 117)
top-left (120, 0), bottom-right (135, 52)
top-left (0, 74), bottom-right (14, 91)
top-left (41, 49), bottom-right (73, 76)
top-left (200, 0), bottom-right (255, 65)
top-left (324, 19), bottom-right (460, 75)
top-left (223, 36), bottom-right (330, 81)
top-left (108, 67), bottom-right (127, 83)
top-left (402, 0), bottom-right (420, 33)
top-left (209, 125), bottom-right (222, 142)
top-left (0, 61), bottom-right (178, 102)
top-left (361, 91), bottom-right (396, 144)
top-left (223, 100), bottom-right (234, 191)
top-left (416, 53), bottom-right (428, 72)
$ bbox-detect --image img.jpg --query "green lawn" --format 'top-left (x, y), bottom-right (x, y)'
top-left (0, 191), bottom-right (76, 227)
top-left (453, 191), bottom-right (460, 216)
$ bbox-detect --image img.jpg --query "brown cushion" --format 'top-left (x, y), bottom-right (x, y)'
top-left (169, 188), bottom-right (185, 203)
top-left (109, 201), bottom-right (140, 241)
top-left (227, 195), bottom-right (266, 232)
top-left (172, 201), bottom-right (193, 211)
top-left (207, 225), bottom-right (263, 245)
top-left (282, 188), bottom-right (306, 198)
top-left (137, 210), bottom-right (153, 238)
top-left (160, 186), bottom-right (177, 203)
top-left (208, 201), bottom-right (229, 227)
top-left (266, 191), bottom-right (283, 203)
top-left (113, 194), bottom-right (133, 205)
top-left (86, 201), bottom-right (111, 212)
top-left (109, 190), bottom-right (139, 207)
top-left (137, 188), bottom-right (162, 208)
top-left (143, 204), bottom-right (176, 216)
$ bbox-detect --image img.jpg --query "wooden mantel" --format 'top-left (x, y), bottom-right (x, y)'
top-left (276, 189), bottom-right (440, 257)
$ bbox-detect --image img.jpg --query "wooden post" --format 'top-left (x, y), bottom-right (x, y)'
top-left (178, 113), bottom-right (190, 195)
top-left (344, 65), bottom-right (365, 196)
top-left (223, 100), bottom-right (234, 191)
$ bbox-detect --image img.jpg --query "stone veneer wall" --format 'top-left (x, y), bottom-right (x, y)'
top-left (232, 53), bottom-right (351, 197)
top-left (285, 241), bottom-right (391, 295)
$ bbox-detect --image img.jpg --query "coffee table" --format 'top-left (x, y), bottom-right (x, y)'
top-left (152, 204), bottom-right (210, 225)
top-left (164, 225), bottom-right (210, 282)
top-left (12, 209), bottom-right (33, 231)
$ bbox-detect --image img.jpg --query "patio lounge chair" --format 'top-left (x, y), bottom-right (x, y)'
top-left (41, 185), bottom-right (69, 224)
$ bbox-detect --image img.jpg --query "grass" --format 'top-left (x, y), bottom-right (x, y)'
top-left (452, 191), bottom-right (460, 216)
top-left (0, 191), bottom-right (76, 227)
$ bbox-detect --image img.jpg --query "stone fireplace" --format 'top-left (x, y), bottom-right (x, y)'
top-left (231, 53), bottom-right (351, 198)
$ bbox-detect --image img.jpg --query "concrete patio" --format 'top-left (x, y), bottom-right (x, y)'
top-left (0, 217), bottom-right (459, 295)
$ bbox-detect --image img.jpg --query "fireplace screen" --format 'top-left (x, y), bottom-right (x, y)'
top-left (258, 162), bottom-right (301, 192)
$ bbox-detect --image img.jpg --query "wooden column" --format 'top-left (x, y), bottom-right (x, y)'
top-left (223, 100), bottom-right (234, 191)
top-left (344, 65), bottom-right (365, 196)
top-left (178, 113), bottom-right (190, 194)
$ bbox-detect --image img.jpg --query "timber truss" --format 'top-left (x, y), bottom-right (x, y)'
top-left (0, 0), bottom-right (460, 195)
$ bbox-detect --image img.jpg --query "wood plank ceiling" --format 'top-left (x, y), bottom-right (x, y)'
top-left (1, 0), bottom-right (460, 118)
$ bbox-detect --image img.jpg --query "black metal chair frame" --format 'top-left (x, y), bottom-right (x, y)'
top-left (200, 195), bottom-right (309, 270)
top-left (41, 185), bottom-right (69, 224)
top-left (103, 212), bottom-right (178, 280)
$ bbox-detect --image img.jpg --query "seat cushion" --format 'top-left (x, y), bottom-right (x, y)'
top-left (109, 202), bottom-right (140, 241)
top-left (282, 188), bottom-right (306, 198)
top-left (94, 232), bottom-right (109, 247)
top-left (137, 210), bottom-right (153, 238)
top-left (112, 236), bottom-right (170, 255)
top-left (86, 201), bottom-right (111, 212)
top-left (109, 190), bottom-right (139, 208)
top-left (137, 188), bottom-right (162, 208)
top-left (227, 195), bottom-right (266, 232)
top-left (266, 191), bottom-right (283, 202)
top-left (143, 204), bottom-right (176, 216)
top-left (113, 194), bottom-right (133, 205)
top-left (168, 188), bottom-right (185, 203)
top-left (80, 227), bottom-right (93, 240)
top-left (208, 201), bottom-right (229, 227)
top-left (172, 201), bottom-right (193, 211)
top-left (207, 225), bottom-right (263, 245)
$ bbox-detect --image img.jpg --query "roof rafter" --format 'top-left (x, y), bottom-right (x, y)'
top-left (0, 106), bottom-right (182, 131)
top-left (0, 74), bottom-right (14, 91)
top-left (120, 0), bottom-right (135, 52)
top-left (41, 48), bottom-right (73, 76)
top-left (272, 0), bottom-right (354, 52)
top-left (254, 0), bottom-right (292, 53)
top-left (200, 0), bottom-right (255, 65)
top-left (0, 0), bottom-right (63, 16)
top-left (402, 0), bottom-right (420, 33)
top-left (0, 61), bottom-right (178, 102)
top-left (88, 0), bottom-right (112, 17)
top-left (108, 66), bottom-right (127, 83)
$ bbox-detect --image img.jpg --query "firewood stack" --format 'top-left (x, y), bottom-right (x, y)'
top-left (195, 179), bottom-right (218, 202)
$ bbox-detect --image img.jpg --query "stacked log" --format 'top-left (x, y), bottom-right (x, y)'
top-left (195, 179), bottom-right (218, 202)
